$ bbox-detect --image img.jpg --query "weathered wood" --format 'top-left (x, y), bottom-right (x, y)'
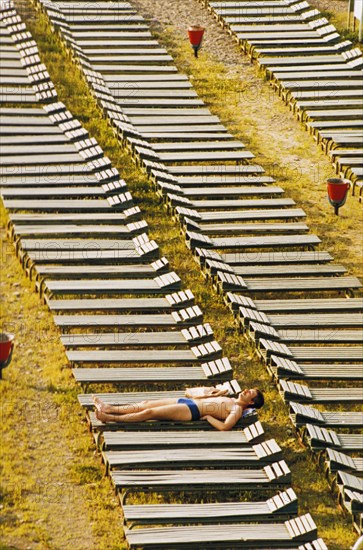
top-left (124, 513), bottom-right (317, 549)
top-left (270, 356), bottom-right (363, 381)
top-left (289, 402), bottom-right (363, 429)
top-left (103, 423), bottom-right (265, 450)
top-left (325, 449), bottom-right (363, 475)
top-left (46, 289), bottom-right (195, 312)
top-left (305, 424), bottom-right (363, 452)
top-left (67, 343), bottom-right (222, 366)
top-left (122, 488), bottom-right (298, 526)
top-left (103, 439), bottom-right (281, 469)
top-left (111, 461), bottom-right (291, 493)
top-left (279, 380), bottom-right (363, 404)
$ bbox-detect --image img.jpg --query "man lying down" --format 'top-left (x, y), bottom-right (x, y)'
top-left (93, 386), bottom-right (264, 431)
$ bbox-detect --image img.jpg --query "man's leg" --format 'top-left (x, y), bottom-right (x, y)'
top-left (93, 396), bottom-right (178, 415)
top-left (95, 403), bottom-right (192, 424)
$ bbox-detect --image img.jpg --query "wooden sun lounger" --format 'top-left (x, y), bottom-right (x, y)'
top-left (177, 208), bottom-right (306, 224)
top-left (1, 142), bottom-right (79, 156)
top-left (259, 339), bottom-right (363, 364)
top-left (237, 33), bottom-right (340, 49)
top-left (0, 133), bottom-right (70, 146)
top-left (259, 50), bottom-right (362, 68)
top-left (20, 235), bottom-right (158, 266)
top-left (151, 140), bottom-right (246, 152)
top-left (85, 65), bottom-right (178, 75)
top-left (132, 131), bottom-right (233, 141)
top-left (1, 186), bottom-right (123, 199)
top-left (44, 272), bottom-right (182, 297)
top-left (46, 289), bottom-right (195, 312)
top-left (71, 26), bottom-right (149, 35)
top-left (247, 324), bottom-right (362, 345)
top-left (217, 273), bottom-right (360, 294)
top-left (166, 164), bottom-right (264, 176)
top-left (289, 402), bottom-right (363, 429)
top-left (304, 424), bottom-right (363, 453)
top-left (303, 110), bottom-right (363, 125)
top-left (67, 342), bottom-right (223, 366)
top-left (167, 186), bottom-right (284, 200)
top-left (103, 422), bottom-right (265, 450)
top-left (111, 90), bottom-right (199, 100)
top-left (169, 196), bottom-right (296, 212)
top-left (269, 355), bottom-right (363, 381)
top-left (212, 263), bottom-right (345, 279)
top-left (7, 210), bottom-right (141, 226)
top-left (238, 308), bottom-right (362, 329)
top-left (1, 173), bottom-right (106, 188)
top-left (12, 221), bottom-right (146, 239)
top-left (199, 251), bottom-right (332, 269)
top-left (325, 449), bottom-right (363, 475)
top-left (339, 486), bottom-right (363, 517)
top-left (124, 513), bottom-right (316, 549)
top-left (0, 114), bottom-right (65, 128)
top-left (18, 234), bottom-right (147, 253)
top-left (63, 323), bottom-right (213, 348)
top-left (252, 41), bottom-right (351, 57)
top-left (103, 439), bottom-right (282, 470)
top-left (184, 222), bottom-right (309, 236)
top-left (88, 54), bottom-right (174, 65)
top-left (186, 231), bottom-right (320, 250)
top-left (71, 31), bottom-right (153, 40)
top-left (33, 261), bottom-right (169, 280)
top-left (122, 488), bottom-right (298, 526)
top-left (309, 121), bottom-right (363, 134)
top-left (54, 310), bottom-right (204, 331)
top-left (294, 100), bottom-right (363, 115)
top-left (0, 90), bottom-right (37, 103)
top-left (222, 11), bottom-right (316, 25)
top-left (137, 124), bottom-right (228, 134)
top-left (173, 175), bottom-right (275, 188)
top-left (252, 297), bottom-right (363, 313)
top-left (24, 246), bottom-right (160, 266)
top-left (72, 363), bottom-right (230, 385)
top-left (2, 195), bottom-right (133, 212)
top-left (279, 380), bottom-right (363, 405)
top-left (111, 460), bottom-right (291, 496)
top-left (157, 151), bottom-right (255, 163)
top-left (336, 471), bottom-right (363, 494)
top-left (103, 74), bottom-right (189, 83)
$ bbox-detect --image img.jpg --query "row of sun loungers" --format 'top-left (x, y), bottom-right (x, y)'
top-left (203, 0), bottom-right (363, 198)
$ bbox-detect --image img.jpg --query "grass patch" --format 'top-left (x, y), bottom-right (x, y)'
top-left (320, 10), bottom-right (363, 48)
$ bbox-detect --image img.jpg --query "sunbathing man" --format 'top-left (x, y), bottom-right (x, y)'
top-left (93, 387), bottom-right (264, 431)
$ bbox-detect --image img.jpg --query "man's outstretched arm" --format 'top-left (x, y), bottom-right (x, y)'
top-left (202, 408), bottom-right (242, 431)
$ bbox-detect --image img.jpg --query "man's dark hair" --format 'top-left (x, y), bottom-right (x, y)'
top-left (252, 389), bottom-right (264, 409)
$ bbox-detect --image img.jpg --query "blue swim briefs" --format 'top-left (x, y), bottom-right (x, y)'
top-left (177, 397), bottom-right (201, 421)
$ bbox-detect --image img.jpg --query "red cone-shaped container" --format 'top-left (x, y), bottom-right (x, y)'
top-left (327, 178), bottom-right (350, 203)
top-left (188, 26), bottom-right (205, 47)
top-left (0, 333), bottom-right (14, 362)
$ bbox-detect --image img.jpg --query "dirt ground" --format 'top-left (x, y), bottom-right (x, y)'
top-left (133, 0), bottom-right (350, 68)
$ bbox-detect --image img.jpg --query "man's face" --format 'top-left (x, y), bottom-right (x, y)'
top-left (240, 388), bottom-right (258, 406)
